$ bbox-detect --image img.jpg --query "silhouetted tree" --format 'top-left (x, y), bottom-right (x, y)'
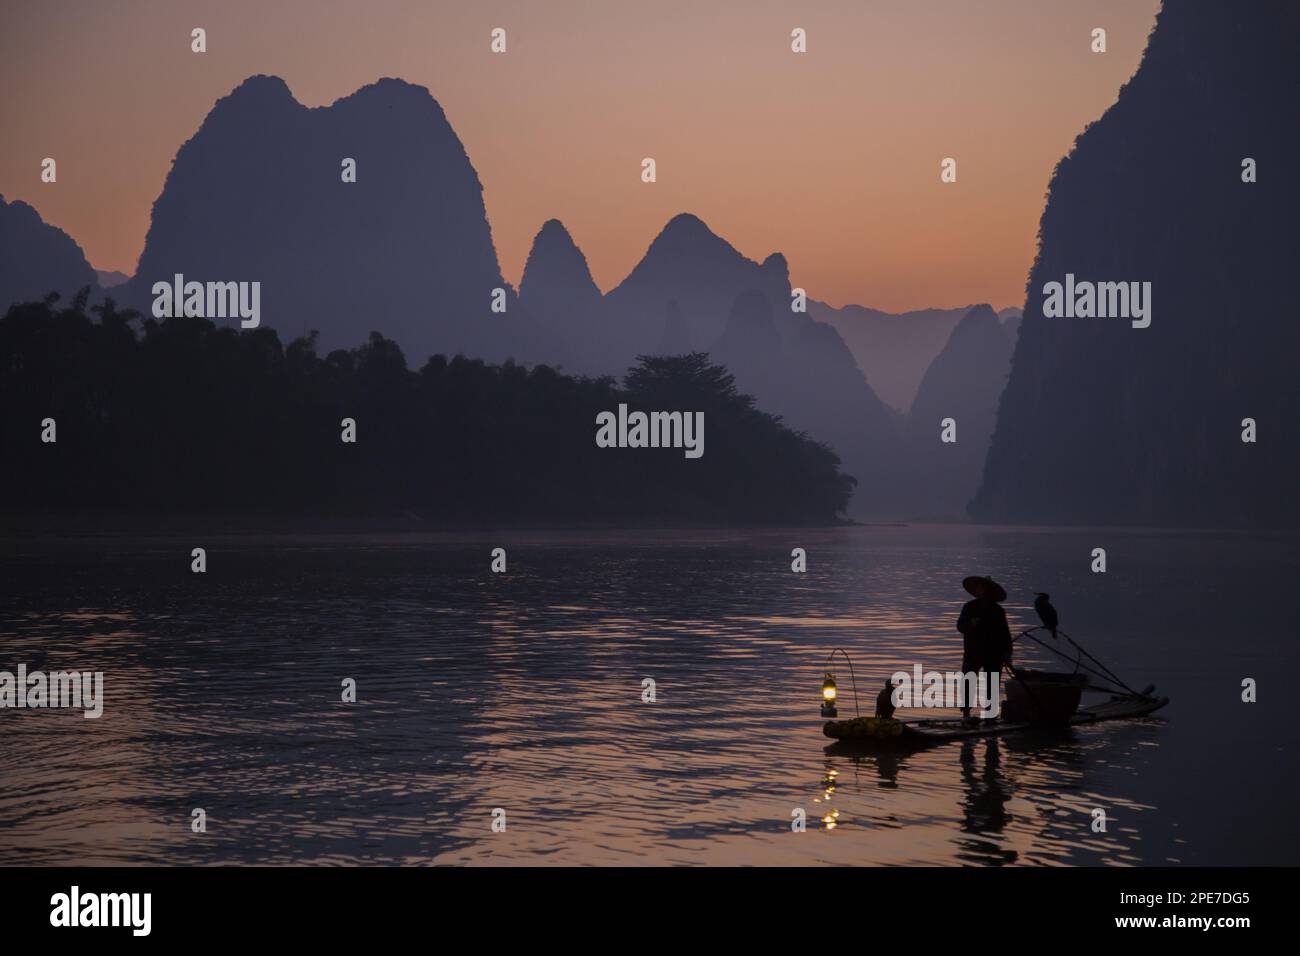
top-left (0, 295), bottom-right (855, 524)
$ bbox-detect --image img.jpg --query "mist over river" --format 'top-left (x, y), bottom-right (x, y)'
top-left (1, 525), bottom-right (1295, 865)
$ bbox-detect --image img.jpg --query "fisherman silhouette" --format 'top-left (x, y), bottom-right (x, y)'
top-left (957, 576), bottom-right (1013, 721)
top-left (876, 678), bottom-right (897, 719)
top-left (1033, 593), bottom-right (1059, 639)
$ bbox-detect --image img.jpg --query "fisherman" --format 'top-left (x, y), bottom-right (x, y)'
top-left (957, 576), bottom-right (1012, 721)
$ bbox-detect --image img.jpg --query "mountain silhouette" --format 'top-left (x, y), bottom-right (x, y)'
top-left (605, 213), bottom-right (791, 362)
top-left (905, 304), bottom-right (1013, 518)
top-left (116, 75), bottom-right (519, 365)
top-left (506, 212), bottom-right (906, 516)
top-left (70, 75), bottom-right (912, 518)
top-left (602, 216), bottom-right (905, 516)
top-left (808, 300), bottom-right (977, 413)
top-left (999, 307), bottom-right (1023, 341)
top-left (517, 218), bottom-right (605, 374)
top-left (659, 299), bottom-right (691, 354)
top-left (95, 269), bottom-right (130, 289)
top-left (972, 0), bottom-right (1300, 527)
top-left (0, 194), bottom-right (97, 314)
top-left (713, 288), bottom-right (783, 362)
top-left (5, 70), bottom-right (1115, 525)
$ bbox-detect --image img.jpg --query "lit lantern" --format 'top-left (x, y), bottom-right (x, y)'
top-left (820, 672), bottom-right (838, 717)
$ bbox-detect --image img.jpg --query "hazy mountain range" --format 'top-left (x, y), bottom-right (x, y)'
top-left (906, 304), bottom-right (1015, 518)
top-left (808, 300), bottom-right (1021, 414)
top-left (1, 74), bottom-right (973, 519)
top-left (5, 0), bottom-right (1292, 527)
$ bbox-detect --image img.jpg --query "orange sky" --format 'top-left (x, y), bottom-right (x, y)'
top-left (0, 0), bottom-right (1159, 311)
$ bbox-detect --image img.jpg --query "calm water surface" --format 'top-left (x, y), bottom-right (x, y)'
top-left (1, 525), bottom-right (1296, 865)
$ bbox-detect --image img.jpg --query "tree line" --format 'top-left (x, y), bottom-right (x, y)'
top-left (0, 291), bottom-right (856, 525)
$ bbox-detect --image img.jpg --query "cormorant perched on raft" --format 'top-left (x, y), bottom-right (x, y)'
top-left (876, 678), bottom-right (897, 719)
top-left (1034, 593), bottom-right (1059, 639)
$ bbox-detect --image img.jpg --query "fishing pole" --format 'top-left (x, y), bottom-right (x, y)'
top-left (1016, 629), bottom-right (1122, 692)
top-left (1014, 626), bottom-right (1149, 698)
top-left (1056, 629), bottom-right (1145, 697)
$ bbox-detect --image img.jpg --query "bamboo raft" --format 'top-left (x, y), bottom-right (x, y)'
top-left (823, 692), bottom-right (1169, 751)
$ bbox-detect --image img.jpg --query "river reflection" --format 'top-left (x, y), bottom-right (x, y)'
top-left (1, 525), bottom-right (1296, 865)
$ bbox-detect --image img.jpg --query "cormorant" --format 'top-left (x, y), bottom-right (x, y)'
top-left (1034, 592), bottom-right (1059, 639)
top-left (876, 678), bottom-right (897, 719)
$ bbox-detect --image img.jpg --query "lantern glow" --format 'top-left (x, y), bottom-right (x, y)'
top-left (820, 672), bottom-right (838, 717)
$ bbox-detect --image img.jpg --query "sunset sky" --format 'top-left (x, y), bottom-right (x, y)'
top-left (0, 0), bottom-right (1159, 311)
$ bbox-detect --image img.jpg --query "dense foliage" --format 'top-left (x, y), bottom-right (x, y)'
top-left (0, 292), bottom-right (855, 524)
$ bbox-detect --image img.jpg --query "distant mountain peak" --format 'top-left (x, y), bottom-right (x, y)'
top-left (940, 303), bottom-right (1008, 349)
top-left (648, 213), bottom-right (736, 257)
top-left (949, 303), bottom-right (1002, 336)
top-left (210, 75), bottom-right (455, 132)
top-left (519, 218), bottom-right (601, 306)
top-left (660, 211), bottom-right (712, 236)
top-left (958, 302), bottom-right (998, 323)
top-left (615, 213), bottom-right (762, 299)
top-left (535, 217), bottom-right (579, 246)
top-left (331, 76), bottom-right (449, 116)
top-left (760, 252), bottom-right (790, 286)
top-left (120, 73), bottom-right (508, 364)
top-left (214, 74), bottom-right (297, 112)
top-left (1, 193), bottom-right (97, 313)
top-left (937, 304), bottom-right (1008, 358)
top-left (229, 73), bottom-right (293, 97)
top-left (350, 76), bottom-right (432, 97)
